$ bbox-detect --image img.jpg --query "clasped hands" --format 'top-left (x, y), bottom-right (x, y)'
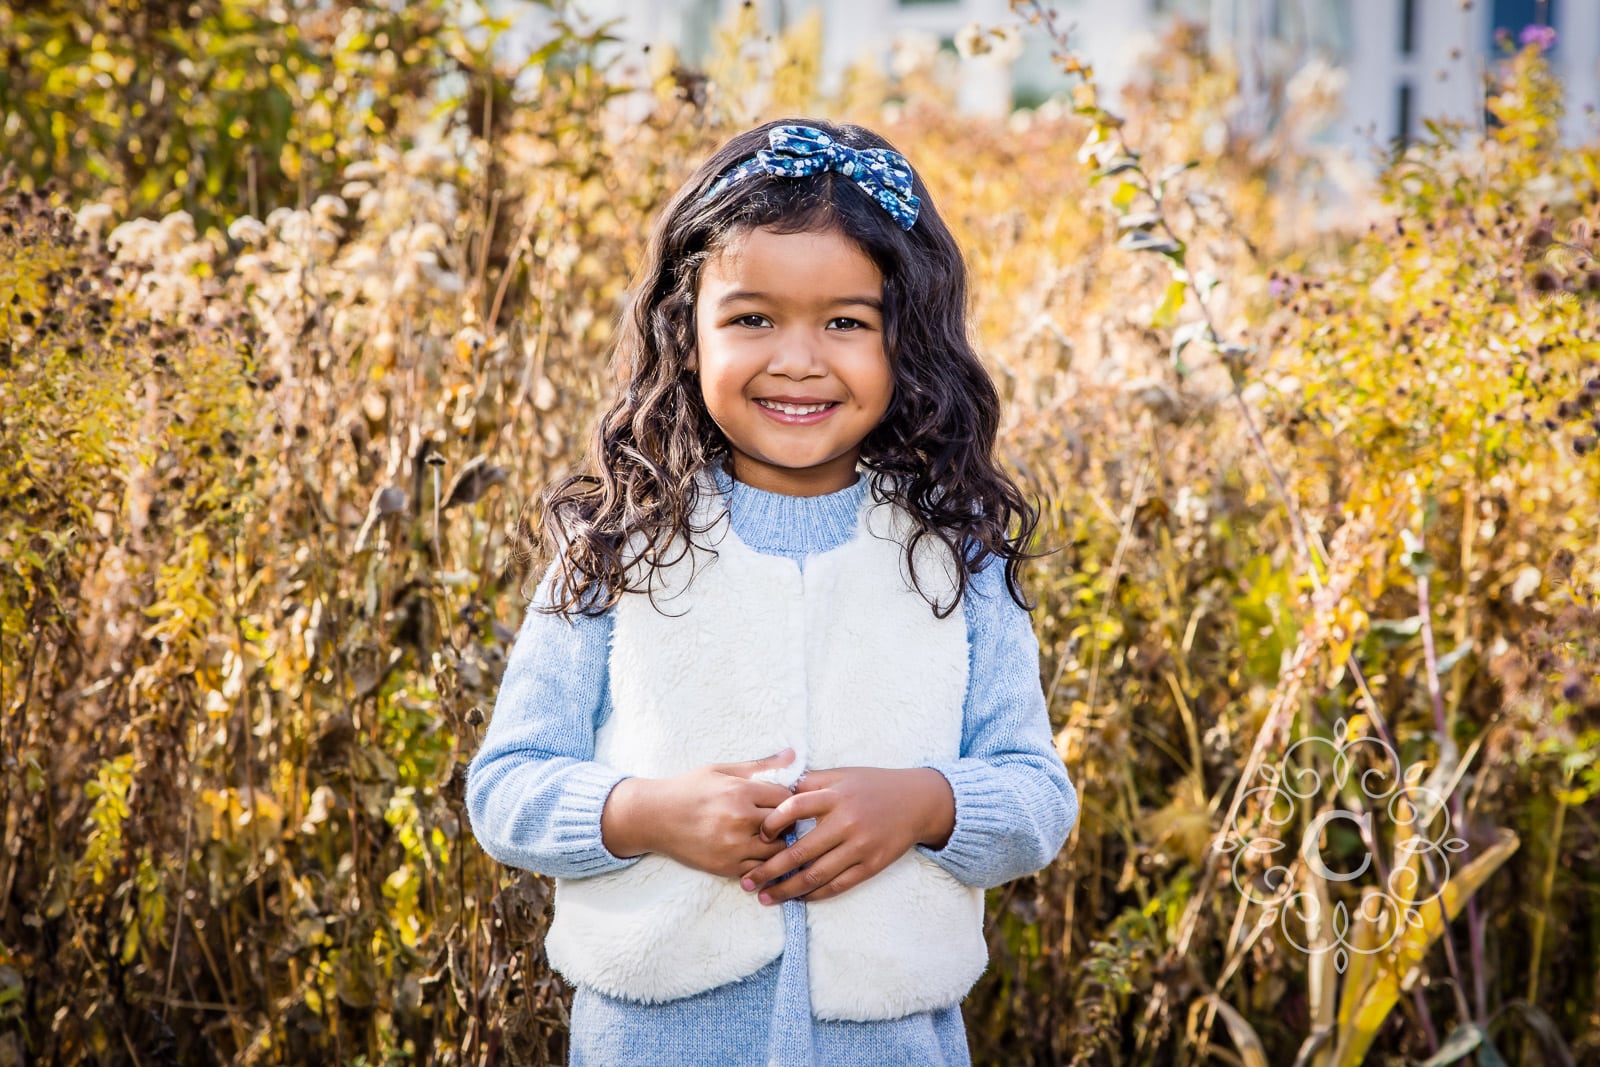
top-left (599, 748), bottom-right (955, 905)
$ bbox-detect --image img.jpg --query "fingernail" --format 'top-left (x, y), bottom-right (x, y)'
top-left (758, 892), bottom-right (773, 906)
top-left (741, 877), bottom-right (755, 891)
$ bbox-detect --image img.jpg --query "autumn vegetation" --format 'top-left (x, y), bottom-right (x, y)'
top-left (2, 0), bottom-right (1598, 1063)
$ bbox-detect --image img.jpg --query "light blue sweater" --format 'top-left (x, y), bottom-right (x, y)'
top-left (466, 465), bottom-right (1078, 1066)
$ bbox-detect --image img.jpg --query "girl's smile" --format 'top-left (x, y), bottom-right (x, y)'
top-left (691, 225), bottom-right (892, 496)
top-left (753, 396), bottom-right (839, 422)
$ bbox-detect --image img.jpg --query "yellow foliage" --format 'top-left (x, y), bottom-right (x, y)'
top-left (2, 7), bottom-right (1596, 1066)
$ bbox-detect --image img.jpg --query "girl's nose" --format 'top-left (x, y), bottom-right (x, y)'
top-left (765, 329), bottom-right (825, 379)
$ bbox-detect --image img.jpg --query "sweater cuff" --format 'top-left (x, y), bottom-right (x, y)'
top-left (551, 762), bottom-right (641, 875)
top-left (915, 759), bottom-right (1013, 867)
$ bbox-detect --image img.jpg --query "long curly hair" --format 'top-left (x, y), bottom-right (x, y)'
top-left (535, 117), bottom-right (1040, 619)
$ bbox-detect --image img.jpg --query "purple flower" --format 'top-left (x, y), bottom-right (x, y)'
top-left (1519, 24), bottom-right (1557, 51)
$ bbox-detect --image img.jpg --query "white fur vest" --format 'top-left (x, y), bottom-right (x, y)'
top-left (541, 468), bottom-right (988, 1021)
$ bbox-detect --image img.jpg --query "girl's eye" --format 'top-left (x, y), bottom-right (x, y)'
top-left (728, 314), bottom-right (870, 330)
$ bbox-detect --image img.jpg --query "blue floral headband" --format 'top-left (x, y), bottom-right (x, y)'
top-left (700, 124), bottom-right (921, 231)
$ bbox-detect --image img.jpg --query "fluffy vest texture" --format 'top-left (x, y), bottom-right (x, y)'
top-left (542, 468), bottom-right (988, 1021)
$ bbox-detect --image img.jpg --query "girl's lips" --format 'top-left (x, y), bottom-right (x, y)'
top-left (752, 399), bottom-right (841, 425)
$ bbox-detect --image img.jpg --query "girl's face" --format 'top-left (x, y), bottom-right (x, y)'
top-left (690, 225), bottom-right (892, 497)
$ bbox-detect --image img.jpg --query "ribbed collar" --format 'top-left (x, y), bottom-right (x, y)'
top-left (708, 462), bottom-right (870, 559)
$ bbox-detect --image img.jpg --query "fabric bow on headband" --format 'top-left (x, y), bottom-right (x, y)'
top-left (701, 124), bottom-right (921, 230)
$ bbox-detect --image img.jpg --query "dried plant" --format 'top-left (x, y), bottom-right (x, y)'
top-left (1, 1), bottom-right (1596, 1064)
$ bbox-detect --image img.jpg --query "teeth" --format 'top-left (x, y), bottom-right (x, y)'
top-left (757, 399), bottom-right (834, 415)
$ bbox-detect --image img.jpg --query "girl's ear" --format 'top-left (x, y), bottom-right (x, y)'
top-left (685, 348), bottom-right (698, 372)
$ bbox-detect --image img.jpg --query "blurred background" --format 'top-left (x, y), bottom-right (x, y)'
top-left (2, 0), bottom-right (1598, 1064)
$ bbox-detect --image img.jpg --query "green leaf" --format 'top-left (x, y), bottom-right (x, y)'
top-left (1436, 639), bottom-right (1474, 673)
top-left (1170, 321), bottom-right (1213, 375)
top-left (1370, 615), bottom-right (1424, 641)
top-left (1400, 529), bottom-right (1437, 576)
top-left (1489, 1000), bottom-right (1577, 1067)
top-left (1090, 158), bottom-right (1140, 184)
top-left (1199, 995), bottom-right (1270, 1067)
top-left (1156, 160), bottom-right (1198, 185)
top-left (523, 37), bottom-right (568, 68)
top-left (1118, 230), bottom-right (1183, 257)
top-left (1418, 1025), bottom-right (1483, 1067)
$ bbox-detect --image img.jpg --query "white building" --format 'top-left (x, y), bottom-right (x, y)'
top-left (496, 0), bottom-right (1594, 155)
top-left (1336, 0), bottom-right (1595, 149)
top-left (554, 0), bottom-right (1166, 118)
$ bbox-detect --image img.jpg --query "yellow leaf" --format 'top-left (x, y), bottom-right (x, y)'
top-left (1151, 279), bottom-right (1187, 329)
top-left (120, 921), bottom-right (140, 964)
top-left (1198, 994), bottom-right (1270, 1067)
top-left (1333, 829), bottom-right (1519, 1067)
top-left (1335, 888), bottom-right (1392, 1037)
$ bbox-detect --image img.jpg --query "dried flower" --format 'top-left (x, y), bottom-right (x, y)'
top-left (1518, 24), bottom-right (1557, 51)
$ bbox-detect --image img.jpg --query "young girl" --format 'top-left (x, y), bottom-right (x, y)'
top-left (466, 118), bottom-right (1077, 1067)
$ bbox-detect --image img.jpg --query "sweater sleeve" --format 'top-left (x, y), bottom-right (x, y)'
top-left (914, 558), bottom-right (1079, 889)
top-left (464, 561), bottom-right (640, 879)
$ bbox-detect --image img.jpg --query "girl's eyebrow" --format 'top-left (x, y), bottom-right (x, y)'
top-left (715, 289), bottom-right (883, 312)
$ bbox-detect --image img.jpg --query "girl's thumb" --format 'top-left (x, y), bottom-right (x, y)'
top-left (715, 747), bottom-right (796, 779)
top-left (741, 747), bottom-right (795, 773)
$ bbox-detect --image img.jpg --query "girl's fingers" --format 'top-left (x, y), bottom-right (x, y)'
top-left (747, 782), bottom-right (797, 811)
top-left (791, 767), bottom-right (842, 792)
top-left (740, 823), bottom-right (841, 892)
top-left (758, 790), bottom-right (831, 841)
top-left (756, 849), bottom-right (859, 907)
top-left (709, 748), bottom-right (796, 778)
top-left (750, 836), bottom-right (786, 862)
top-left (792, 861), bottom-right (867, 903)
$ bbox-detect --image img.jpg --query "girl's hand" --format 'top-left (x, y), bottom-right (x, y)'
top-left (738, 767), bottom-right (955, 905)
top-left (601, 749), bottom-right (798, 879)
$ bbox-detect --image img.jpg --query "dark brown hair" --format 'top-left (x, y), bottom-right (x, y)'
top-left (535, 117), bottom-right (1039, 618)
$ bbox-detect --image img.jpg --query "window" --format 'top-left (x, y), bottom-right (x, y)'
top-left (1396, 80), bottom-right (1414, 144)
top-left (1400, 0), bottom-right (1417, 55)
top-left (1491, 0), bottom-right (1558, 53)
top-left (1257, 0), bottom-right (1354, 62)
top-left (1151, 0), bottom-right (1209, 17)
top-left (679, 0), bottom-right (720, 64)
top-left (1312, 0), bottom-right (1354, 62)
